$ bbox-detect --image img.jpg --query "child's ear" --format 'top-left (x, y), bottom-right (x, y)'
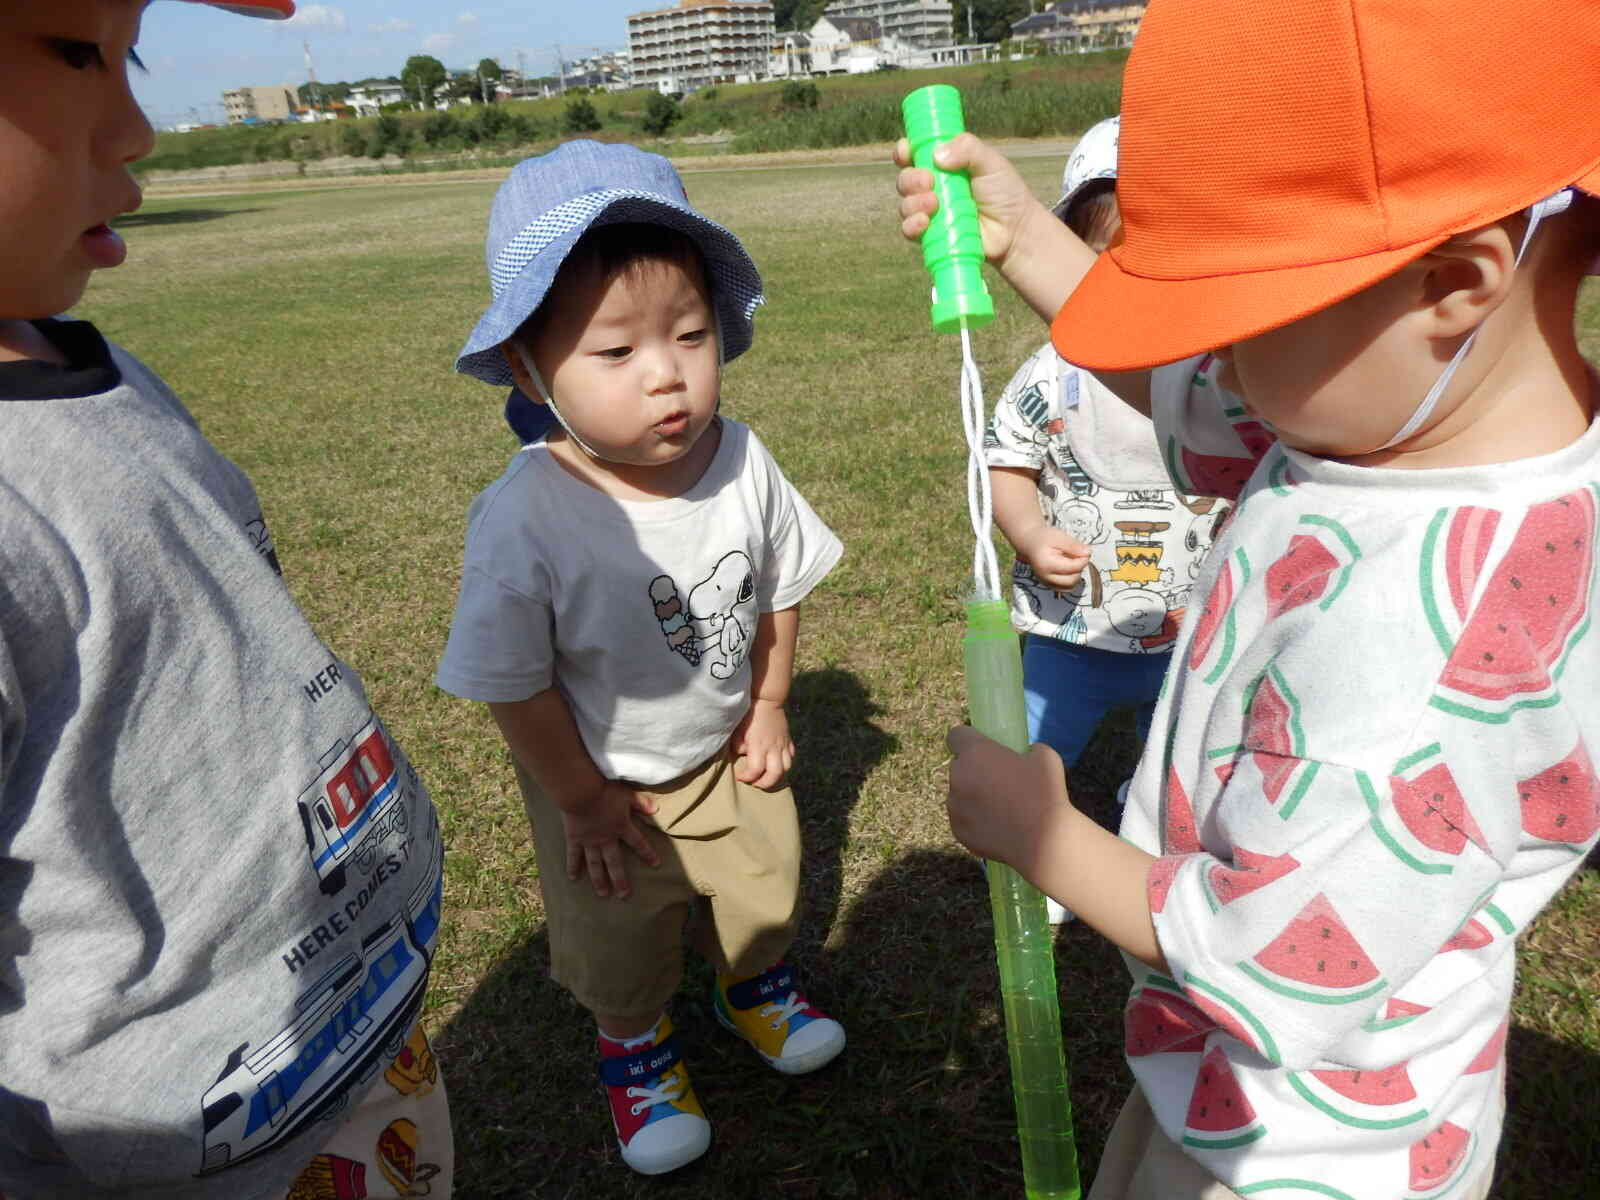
top-left (501, 342), bottom-right (547, 404)
top-left (1418, 222), bottom-right (1517, 340)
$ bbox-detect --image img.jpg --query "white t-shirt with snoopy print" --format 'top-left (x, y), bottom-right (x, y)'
top-left (986, 344), bottom-right (1231, 655)
top-left (436, 418), bottom-right (841, 785)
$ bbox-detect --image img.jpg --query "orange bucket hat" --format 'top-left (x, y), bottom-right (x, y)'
top-left (175, 0), bottom-right (295, 17)
top-left (1051, 0), bottom-right (1600, 372)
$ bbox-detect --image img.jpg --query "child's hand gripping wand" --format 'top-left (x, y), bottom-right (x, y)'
top-left (902, 85), bottom-right (1082, 1200)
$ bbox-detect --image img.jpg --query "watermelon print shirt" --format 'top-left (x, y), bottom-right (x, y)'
top-left (1120, 354), bottom-right (1600, 1199)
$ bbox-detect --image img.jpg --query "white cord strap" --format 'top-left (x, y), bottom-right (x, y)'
top-left (958, 322), bottom-right (1002, 602)
top-left (1375, 189), bottom-right (1575, 451)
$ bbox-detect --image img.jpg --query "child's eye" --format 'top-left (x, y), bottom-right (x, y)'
top-left (50, 39), bottom-right (106, 71)
top-left (678, 328), bottom-right (709, 345)
top-left (597, 346), bottom-right (631, 360)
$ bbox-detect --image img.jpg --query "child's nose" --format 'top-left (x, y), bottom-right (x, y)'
top-left (644, 345), bottom-right (686, 392)
top-left (106, 74), bottom-right (157, 169)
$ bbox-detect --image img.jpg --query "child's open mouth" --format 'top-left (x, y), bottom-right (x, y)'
top-left (654, 412), bottom-right (690, 436)
top-left (81, 224), bottom-right (128, 269)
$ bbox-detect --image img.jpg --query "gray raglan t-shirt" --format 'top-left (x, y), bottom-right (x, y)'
top-left (0, 322), bottom-right (444, 1199)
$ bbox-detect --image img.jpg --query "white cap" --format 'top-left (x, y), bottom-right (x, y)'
top-left (1054, 116), bottom-right (1120, 217)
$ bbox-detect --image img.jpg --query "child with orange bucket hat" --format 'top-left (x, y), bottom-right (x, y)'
top-left (1, 3), bottom-right (451, 1198)
top-left (898, 1), bottom-right (1600, 1197)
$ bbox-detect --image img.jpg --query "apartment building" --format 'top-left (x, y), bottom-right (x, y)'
top-left (820, 0), bottom-right (952, 48)
top-left (221, 83), bottom-right (299, 125)
top-left (1010, 0), bottom-right (1146, 51)
top-left (627, 0), bottom-right (776, 93)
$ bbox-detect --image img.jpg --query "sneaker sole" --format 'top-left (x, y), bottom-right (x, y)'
top-left (713, 1002), bottom-right (845, 1076)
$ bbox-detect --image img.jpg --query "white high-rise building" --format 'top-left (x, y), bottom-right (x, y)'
top-left (627, 0), bottom-right (776, 93)
top-left (820, 0), bottom-right (953, 48)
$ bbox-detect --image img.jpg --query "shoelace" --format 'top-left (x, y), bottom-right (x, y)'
top-left (759, 990), bottom-right (808, 1030)
top-left (626, 1070), bottom-right (685, 1116)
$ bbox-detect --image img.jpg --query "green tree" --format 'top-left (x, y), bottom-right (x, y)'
top-left (641, 91), bottom-right (680, 136)
top-left (401, 54), bottom-right (448, 108)
top-left (563, 97), bottom-right (602, 134)
top-left (476, 57), bottom-right (503, 102)
top-left (773, 0), bottom-right (826, 32)
top-left (952, 0), bottom-right (1032, 43)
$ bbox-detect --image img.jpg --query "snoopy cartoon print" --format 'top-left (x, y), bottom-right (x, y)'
top-left (650, 551), bottom-right (758, 679)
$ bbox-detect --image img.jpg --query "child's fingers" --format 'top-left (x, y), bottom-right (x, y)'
top-left (583, 845), bottom-right (612, 898)
top-left (630, 788), bottom-right (658, 816)
top-left (947, 724), bottom-right (995, 758)
top-left (891, 136), bottom-right (912, 168)
top-left (598, 843), bottom-right (630, 899)
top-left (896, 163), bottom-right (933, 199)
top-left (619, 820), bottom-right (661, 870)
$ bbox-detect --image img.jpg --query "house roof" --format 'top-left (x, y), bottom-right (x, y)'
top-left (830, 16), bottom-right (881, 39)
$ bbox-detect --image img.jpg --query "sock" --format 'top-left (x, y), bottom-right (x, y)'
top-left (599, 1016), bottom-right (664, 1051)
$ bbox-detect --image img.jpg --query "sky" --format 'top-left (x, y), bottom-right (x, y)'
top-left (134, 0), bottom-right (653, 128)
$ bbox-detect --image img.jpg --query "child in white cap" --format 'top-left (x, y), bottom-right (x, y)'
top-left (437, 140), bottom-right (846, 1176)
top-left (0, 3), bottom-right (451, 1197)
top-left (985, 117), bottom-right (1231, 921)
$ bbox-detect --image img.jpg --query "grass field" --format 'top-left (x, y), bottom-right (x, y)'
top-left (83, 150), bottom-right (1600, 1199)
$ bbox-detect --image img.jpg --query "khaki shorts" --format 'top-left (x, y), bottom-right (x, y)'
top-left (516, 746), bottom-right (801, 1017)
top-left (1088, 1086), bottom-right (1495, 1200)
top-left (285, 1023), bottom-right (453, 1199)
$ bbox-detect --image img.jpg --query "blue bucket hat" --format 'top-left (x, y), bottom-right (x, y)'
top-left (455, 140), bottom-right (764, 387)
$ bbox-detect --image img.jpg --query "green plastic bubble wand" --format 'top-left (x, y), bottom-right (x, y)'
top-left (902, 84), bottom-right (1082, 1200)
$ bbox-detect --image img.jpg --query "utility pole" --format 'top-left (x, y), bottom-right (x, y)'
top-left (303, 39), bottom-right (319, 113)
top-left (553, 43), bottom-right (567, 94)
top-left (967, 2), bottom-right (975, 43)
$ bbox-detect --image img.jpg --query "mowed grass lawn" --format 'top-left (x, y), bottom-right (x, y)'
top-left (84, 153), bottom-right (1600, 1199)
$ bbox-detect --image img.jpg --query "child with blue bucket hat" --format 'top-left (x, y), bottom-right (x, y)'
top-left (437, 140), bottom-right (847, 1175)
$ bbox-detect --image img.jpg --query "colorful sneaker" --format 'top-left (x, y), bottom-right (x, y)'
top-left (713, 963), bottom-right (845, 1076)
top-left (597, 1015), bottom-right (711, 1175)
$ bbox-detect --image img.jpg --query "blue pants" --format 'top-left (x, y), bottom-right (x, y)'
top-left (1022, 636), bottom-right (1169, 767)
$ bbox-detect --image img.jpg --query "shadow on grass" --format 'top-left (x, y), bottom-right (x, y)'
top-left (433, 666), bottom-right (910, 1199)
top-left (114, 208), bottom-right (263, 228)
top-left (1495, 1024), bottom-right (1600, 1197)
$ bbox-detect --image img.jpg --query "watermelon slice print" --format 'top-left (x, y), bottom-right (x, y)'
top-left (1432, 487), bottom-right (1597, 724)
top-left (1165, 765), bottom-right (1201, 854)
top-left (1167, 435), bottom-right (1259, 502)
top-left (1180, 972), bottom-right (1282, 1063)
top-left (1190, 547), bottom-right (1251, 684)
top-left (1420, 506), bottom-right (1502, 655)
top-left (1182, 1046), bottom-right (1266, 1150)
top-left (1517, 741), bottom-right (1600, 848)
top-left (1362, 996), bottom-right (1431, 1034)
top-left (1240, 893), bottom-right (1386, 1004)
top-left (1364, 751), bottom-right (1491, 875)
top-left (1230, 418), bottom-right (1277, 460)
top-left (1203, 847), bottom-right (1300, 912)
top-left (1289, 1062), bottom-right (1428, 1130)
top-left (1148, 855), bottom-right (1184, 914)
top-left (1463, 1017), bottom-right (1508, 1076)
top-left (1263, 516), bottom-right (1361, 621)
top-left (1125, 984), bottom-right (1216, 1056)
top-left (1407, 1121), bottom-right (1475, 1197)
top-left (1233, 1184), bottom-right (1358, 1199)
top-left (1438, 917), bottom-right (1494, 954)
top-left (1244, 666), bottom-right (1320, 818)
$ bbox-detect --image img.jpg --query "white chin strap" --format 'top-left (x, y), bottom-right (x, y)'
top-left (514, 330), bottom-right (725, 465)
top-left (1374, 189), bottom-right (1575, 451)
top-left (514, 343), bottom-right (606, 460)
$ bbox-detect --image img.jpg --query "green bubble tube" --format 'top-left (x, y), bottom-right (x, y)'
top-left (902, 85), bottom-right (995, 333)
top-left (964, 599), bottom-right (1082, 1200)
